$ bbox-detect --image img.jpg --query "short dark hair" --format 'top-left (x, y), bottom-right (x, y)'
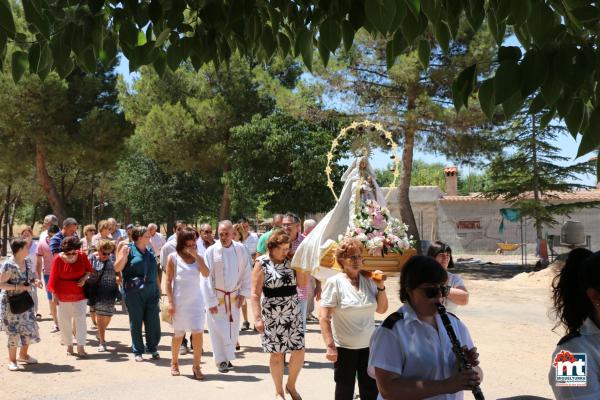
top-left (131, 225), bottom-right (148, 242)
top-left (48, 225), bottom-right (60, 235)
top-left (427, 240), bottom-right (454, 269)
top-left (62, 217), bottom-right (78, 228)
top-left (10, 238), bottom-right (28, 254)
top-left (237, 216), bottom-right (250, 224)
top-left (400, 256), bottom-right (448, 304)
top-left (61, 236), bottom-right (82, 252)
top-left (176, 227), bottom-right (198, 253)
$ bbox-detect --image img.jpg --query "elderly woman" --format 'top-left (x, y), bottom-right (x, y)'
top-left (166, 227), bottom-right (210, 379)
top-left (427, 241), bottom-right (468, 313)
top-left (81, 225), bottom-right (98, 254)
top-left (114, 225), bottom-right (161, 362)
top-left (91, 220), bottom-right (113, 248)
top-left (20, 226), bottom-right (40, 319)
top-left (549, 248), bottom-right (600, 399)
top-left (369, 256), bottom-right (482, 399)
top-left (87, 239), bottom-right (119, 352)
top-left (251, 230), bottom-right (308, 400)
top-left (0, 239), bottom-right (42, 371)
top-left (47, 236), bottom-right (93, 357)
top-left (319, 238), bottom-right (388, 400)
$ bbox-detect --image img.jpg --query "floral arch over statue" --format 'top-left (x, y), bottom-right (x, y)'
top-left (291, 120), bottom-right (416, 282)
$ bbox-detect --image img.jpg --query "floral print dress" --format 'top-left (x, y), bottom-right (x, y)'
top-left (0, 257), bottom-right (41, 347)
top-left (259, 255), bottom-right (304, 353)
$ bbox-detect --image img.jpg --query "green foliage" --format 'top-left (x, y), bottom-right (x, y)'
top-left (3, 1), bottom-right (600, 161)
top-left (229, 111), bottom-right (345, 218)
top-left (483, 110), bottom-right (596, 238)
top-left (115, 151), bottom-right (221, 225)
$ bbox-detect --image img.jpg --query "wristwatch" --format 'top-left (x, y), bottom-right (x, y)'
top-left (377, 286), bottom-right (386, 292)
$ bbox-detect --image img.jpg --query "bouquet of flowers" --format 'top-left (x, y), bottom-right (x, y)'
top-left (343, 200), bottom-right (413, 256)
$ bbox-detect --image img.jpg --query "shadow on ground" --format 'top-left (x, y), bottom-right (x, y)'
top-left (451, 262), bottom-right (531, 281)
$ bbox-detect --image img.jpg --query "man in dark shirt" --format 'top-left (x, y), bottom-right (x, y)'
top-left (49, 217), bottom-right (78, 254)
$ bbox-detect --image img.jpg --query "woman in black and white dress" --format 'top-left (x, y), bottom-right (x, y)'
top-left (251, 229), bottom-right (308, 400)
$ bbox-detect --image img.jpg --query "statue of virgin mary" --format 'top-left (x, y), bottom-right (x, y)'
top-left (291, 155), bottom-right (386, 279)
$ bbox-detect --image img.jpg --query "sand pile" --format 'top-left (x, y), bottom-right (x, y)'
top-left (508, 261), bottom-right (564, 287)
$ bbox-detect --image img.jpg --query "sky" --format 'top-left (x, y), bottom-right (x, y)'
top-left (116, 46), bottom-right (597, 187)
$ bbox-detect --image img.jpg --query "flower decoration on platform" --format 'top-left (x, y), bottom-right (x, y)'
top-left (343, 200), bottom-right (413, 256)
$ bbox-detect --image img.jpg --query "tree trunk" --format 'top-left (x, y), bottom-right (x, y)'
top-left (35, 143), bottom-right (66, 223)
top-left (398, 127), bottom-right (421, 253)
top-left (30, 203), bottom-right (38, 232)
top-left (397, 88), bottom-right (422, 253)
top-left (8, 189), bottom-right (21, 238)
top-left (219, 131), bottom-right (232, 221)
top-left (2, 185), bottom-right (10, 256)
top-left (531, 115), bottom-right (543, 240)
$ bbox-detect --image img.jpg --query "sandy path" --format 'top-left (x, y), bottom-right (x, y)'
top-left (1, 264), bottom-right (560, 400)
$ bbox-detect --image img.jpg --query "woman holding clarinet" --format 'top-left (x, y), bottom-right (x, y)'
top-left (368, 255), bottom-right (484, 400)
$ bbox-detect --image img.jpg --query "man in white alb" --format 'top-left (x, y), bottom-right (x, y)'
top-left (203, 220), bottom-right (251, 373)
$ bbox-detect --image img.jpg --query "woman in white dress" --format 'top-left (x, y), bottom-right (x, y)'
top-left (165, 227), bottom-right (209, 379)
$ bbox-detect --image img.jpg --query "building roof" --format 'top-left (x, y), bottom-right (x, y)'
top-left (439, 189), bottom-right (600, 202)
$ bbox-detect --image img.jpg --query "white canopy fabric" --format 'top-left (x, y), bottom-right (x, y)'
top-left (291, 156), bottom-right (385, 281)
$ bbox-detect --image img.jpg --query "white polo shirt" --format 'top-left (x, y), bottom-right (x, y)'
top-left (244, 232), bottom-right (259, 256)
top-left (368, 303), bottom-right (474, 400)
top-left (445, 272), bottom-right (466, 314)
top-left (548, 318), bottom-right (600, 399)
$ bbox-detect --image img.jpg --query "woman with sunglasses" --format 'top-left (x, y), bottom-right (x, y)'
top-left (427, 241), bottom-right (469, 313)
top-left (549, 248), bottom-right (600, 399)
top-left (369, 256), bottom-right (482, 399)
top-left (47, 236), bottom-right (93, 357)
top-left (87, 239), bottom-right (119, 352)
top-left (319, 237), bottom-right (388, 400)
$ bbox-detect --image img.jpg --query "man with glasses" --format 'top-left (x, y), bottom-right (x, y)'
top-left (197, 223), bottom-right (215, 259)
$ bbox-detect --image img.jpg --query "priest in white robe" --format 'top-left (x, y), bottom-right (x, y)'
top-left (202, 220), bottom-right (252, 372)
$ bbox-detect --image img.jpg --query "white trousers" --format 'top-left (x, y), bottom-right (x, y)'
top-left (58, 299), bottom-right (88, 346)
top-left (206, 302), bottom-right (241, 364)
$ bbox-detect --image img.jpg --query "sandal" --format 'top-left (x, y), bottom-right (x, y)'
top-left (66, 346), bottom-right (75, 356)
top-left (171, 364), bottom-right (180, 376)
top-left (285, 385), bottom-right (302, 400)
top-left (76, 352), bottom-right (89, 359)
top-left (192, 366), bottom-right (204, 380)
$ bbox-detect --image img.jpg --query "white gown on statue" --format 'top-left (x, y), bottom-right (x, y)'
top-left (290, 156), bottom-right (386, 280)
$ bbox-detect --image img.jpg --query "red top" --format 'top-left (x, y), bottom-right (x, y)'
top-left (47, 251), bottom-right (93, 302)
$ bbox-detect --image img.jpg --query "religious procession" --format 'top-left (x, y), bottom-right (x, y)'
top-left (3, 1), bottom-right (600, 400)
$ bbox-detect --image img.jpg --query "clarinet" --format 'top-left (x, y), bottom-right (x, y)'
top-left (436, 303), bottom-right (485, 400)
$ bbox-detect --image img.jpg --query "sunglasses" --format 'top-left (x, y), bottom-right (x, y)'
top-left (100, 252), bottom-right (111, 256)
top-left (64, 251), bottom-right (78, 256)
top-left (419, 285), bottom-right (450, 299)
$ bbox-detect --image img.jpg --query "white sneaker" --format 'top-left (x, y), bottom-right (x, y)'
top-left (98, 344), bottom-right (108, 352)
top-left (179, 345), bottom-right (187, 355)
top-left (8, 362), bottom-right (19, 371)
top-left (17, 356), bottom-right (37, 364)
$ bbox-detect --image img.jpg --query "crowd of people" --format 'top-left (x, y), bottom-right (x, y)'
top-left (26, 211), bottom-right (600, 398)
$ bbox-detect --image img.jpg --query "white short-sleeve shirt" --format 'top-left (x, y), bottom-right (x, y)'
top-left (368, 303), bottom-right (474, 400)
top-left (320, 273), bottom-right (378, 349)
top-left (244, 232), bottom-right (259, 256)
top-left (445, 272), bottom-right (466, 314)
top-left (548, 318), bottom-right (600, 400)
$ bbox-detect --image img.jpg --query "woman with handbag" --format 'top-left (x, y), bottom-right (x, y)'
top-left (0, 239), bottom-right (42, 371)
top-left (114, 225), bottom-right (161, 362)
top-left (87, 239), bottom-right (118, 352)
top-left (47, 236), bottom-right (93, 358)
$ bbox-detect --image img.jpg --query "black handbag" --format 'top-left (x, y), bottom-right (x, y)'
top-left (84, 259), bottom-right (107, 306)
top-left (8, 267), bottom-right (34, 314)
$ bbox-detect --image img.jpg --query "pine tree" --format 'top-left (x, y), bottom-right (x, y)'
top-left (483, 112), bottom-right (597, 240)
